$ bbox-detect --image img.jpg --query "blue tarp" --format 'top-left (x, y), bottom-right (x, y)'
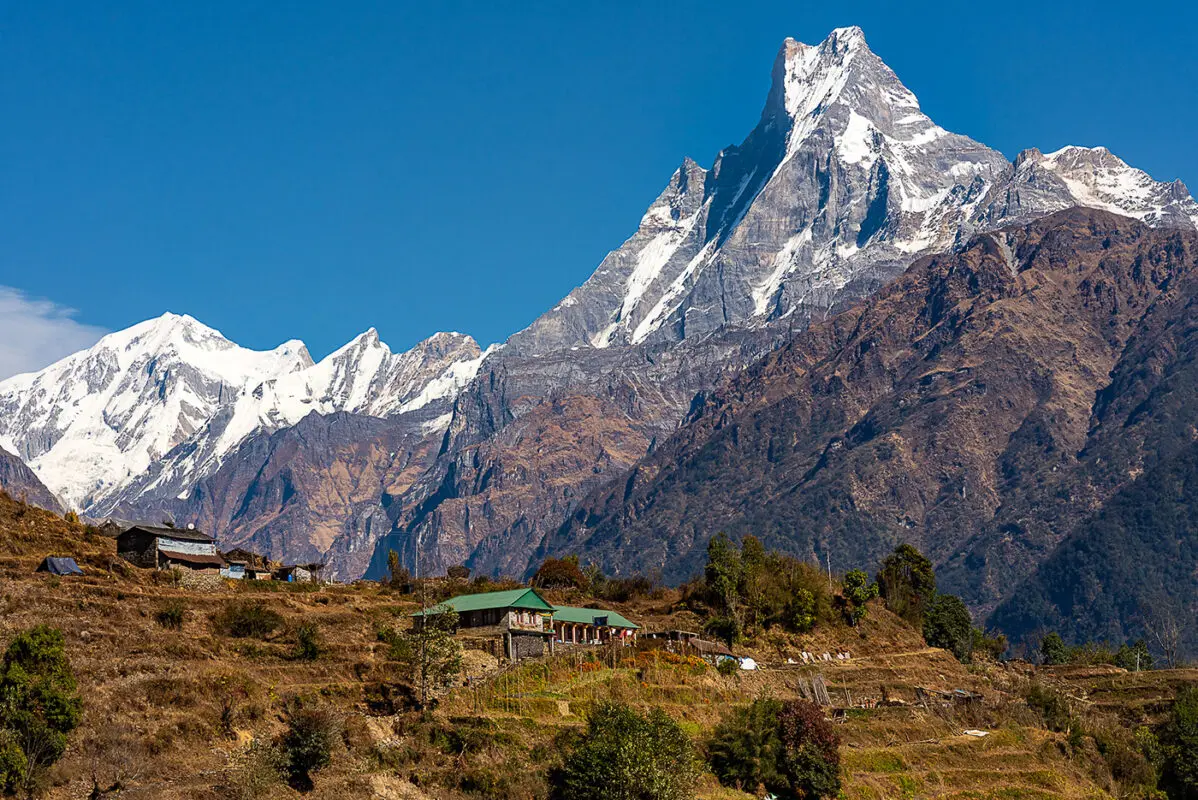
top-left (37, 557), bottom-right (83, 576)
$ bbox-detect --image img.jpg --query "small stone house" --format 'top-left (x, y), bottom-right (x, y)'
top-left (274, 563), bottom-right (325, 583)
top-left (221, 548), bottom-right (273, 580)
top-left (117, 524), bottom-right (224, 572)
top-left (414, 588), bottom-right (555, 662)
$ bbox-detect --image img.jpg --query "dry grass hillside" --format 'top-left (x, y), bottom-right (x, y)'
top-left (0, 492), bottom-right (1190, 799)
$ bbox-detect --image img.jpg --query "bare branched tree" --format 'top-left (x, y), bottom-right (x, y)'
top-left (1145, 603), bottom-right (1183, 669)
top-left (81, 723), bottom-right (147, 799)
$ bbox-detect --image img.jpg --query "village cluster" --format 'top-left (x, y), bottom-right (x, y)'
top-left (41, 520), bottom-right (787, 669)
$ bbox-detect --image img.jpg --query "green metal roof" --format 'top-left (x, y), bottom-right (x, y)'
top-left (551, 606), bottom-right (639, 629)
top-left (414, 588), bottom-right (554, 616)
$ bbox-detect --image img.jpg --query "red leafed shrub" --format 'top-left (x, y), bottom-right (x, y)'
top-left (531, 556), bottom-right (589, 590)
top-left (777, 700), bottom-right (841, 799)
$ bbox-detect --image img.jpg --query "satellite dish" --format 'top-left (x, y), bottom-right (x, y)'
top-left (187, 523), bottom-right (195, 530)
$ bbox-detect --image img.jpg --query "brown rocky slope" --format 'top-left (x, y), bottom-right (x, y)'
top-left (546, 209), bottom-right (1198, 628)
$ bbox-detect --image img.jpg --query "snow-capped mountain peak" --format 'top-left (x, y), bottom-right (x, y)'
top-left (769, 27), bottom-right (871, 132)
top-left (1037, 145), bottom-right (1198, 230)
top-left (0, 316), bottom-right (484, 512)
top-left (0, 314), bottom-right (315, 508)
top-left (504, 27), bottom-right (1198, 358)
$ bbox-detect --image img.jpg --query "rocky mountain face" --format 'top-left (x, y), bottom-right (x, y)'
top-left (548, 210), bottom-right (1198, 650)
top-left (364, 28), bottom-right (1198, 582)
top-left (0, 446), bottom-right (64, 514)
top-left (4, 27), bottom-right (1198, 596)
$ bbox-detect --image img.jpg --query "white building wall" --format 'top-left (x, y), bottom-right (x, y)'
top-left (157, 537), bottom-right (218, 556)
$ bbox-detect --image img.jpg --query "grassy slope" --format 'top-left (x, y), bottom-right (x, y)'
top-left (0, 492), bottom-right (1184, 799)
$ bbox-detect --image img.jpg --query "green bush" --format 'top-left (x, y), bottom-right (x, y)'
top-left (970, 627), bottom-right (1008, 661)
top-left (787, 589), bottom-right (817, 633)
top-left (709, 698), bottom-right (840, 799)
top-left (0, 731), bottom-right (27, 795)
top-left (1161, 686), bottom-right (1198, 799)
top-left (923, 594), bottom-right (973, 661)
top-left (155, 600), bottom-right (186, 630)
top-left (554, 701), bottom-right (699, 800)
top-left (688, 534), bottom-right (832, 640)
top-left (1039, 632), bottom-right (1069, 666)
top-left (705, 616), bottom-right (742, 647)
top-left (0, 625), bottom-right (82, 794)
top-left (1114, 640), bottom-right (1154, 672)
top-left (1024, 682), bottom-right (1075, 734)
top-left (279, 698), bottom-right (340, 791)
top-left (840, 569), bottom-right (878, 626)
top-left (1092, 725), bottom-right (1158, 797)
top-left (213, 601), bottom-right (284, 639)
top-left (708, 698), bottom-right (785, 794)
top-left (716, 658), bottom-right (740, 677)
top-left (293, 623), bottom-right (322, 661)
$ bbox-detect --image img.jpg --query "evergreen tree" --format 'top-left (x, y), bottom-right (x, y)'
top-left (555, 702), bottom-right (699, 800)
top-left (923, 594), bottom-right (974, 661)
top-left (876, 544), bottom-right (936, 627)
top-left (708, 698), bottom-right (785, 794)
top-left (1039, 632), bottom-right (1069, 666)
top-left (0, 625), bottom-right (82, 795)
top-left (1162, 686), bottom-right (1198, 799)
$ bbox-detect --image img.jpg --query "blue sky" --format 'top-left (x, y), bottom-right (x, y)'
top-left (2, 1), bottom-right (1196, 375)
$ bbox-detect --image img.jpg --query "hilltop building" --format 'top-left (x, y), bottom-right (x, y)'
top-left (415, 588), bottom-right (554, 661)
top-left (117, 524), bottom-right (223, 573)
top-left (550, 606), bottom-right (639, 645)
top-left (414, 588), bottom-right (640, 662)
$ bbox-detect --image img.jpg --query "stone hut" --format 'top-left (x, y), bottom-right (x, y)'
top-left (116, 524), bottom-right (223, 573)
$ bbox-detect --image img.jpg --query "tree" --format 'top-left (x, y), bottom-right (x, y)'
top-left (278, 697), bottom-right (339, 791)
top-left (555, 702), bottom-right (699, 800)
top-left (787, 589), bottom-right (818, 634)
top-left (709, 698), bottom-right (785, 795)
top-left (383, 609), bottom-right (462, 707)
top-left (1039, 632), bottom-right (1069, 666)
top-left (970, 627), bottom-right (1008, 662)
top-left (777, 700), bottom-right (841, 799)
top-left (705, 533), bottom-right (744, 614)
top-left (876, 544), bottom-right (936, 628)
top-left (1161, 686), bottom-right (1198, 799)
top-left (923, 594), bottom-right (973, 662)
top-left (1147, 605), bottom-right (1183, 669)
top-left (1114, 640), bottom-right (1154, 672)
top-left (840, 569), bottom-right (878, 626)
top-left (739, 536), bottom-right (769, 630)
top-left (0, 625), bottom-right (82, 796)
top-left (531, 556), bottom-right (589, 590)
top-left (386, 549), bottom-right (410, 589)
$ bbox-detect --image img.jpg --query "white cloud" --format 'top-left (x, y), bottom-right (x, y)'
top-left (0, 287), bottom-right (108, 380)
